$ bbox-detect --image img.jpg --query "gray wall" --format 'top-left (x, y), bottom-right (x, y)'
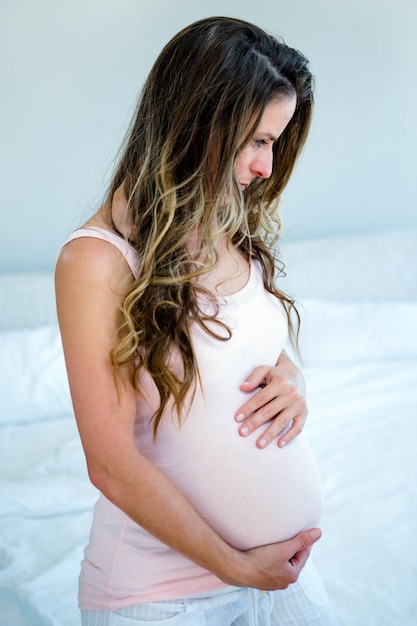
top-left (1, 0), bottom-right (416, 272)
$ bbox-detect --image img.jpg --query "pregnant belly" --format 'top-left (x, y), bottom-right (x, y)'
top-left (152, 426), bottom-right (323, 551)
top-left (191, 433), bottom-right (322, 550)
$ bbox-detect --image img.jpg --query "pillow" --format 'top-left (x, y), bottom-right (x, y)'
top-left (0, 325), bottom-right (72, 423)
top-left (294, 299), bottom-right (417, 366)
top-left (0, 272), bottom-right (56, 330)
top-left (278, 229), bottom-right (417, 302)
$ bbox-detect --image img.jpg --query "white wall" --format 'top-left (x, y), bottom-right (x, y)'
top-left (1, 0), bottom-right (416, 272)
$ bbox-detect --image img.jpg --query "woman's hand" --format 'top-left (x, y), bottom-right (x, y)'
top-left (235, 351), bottom-right (307, 449)
top-left (227, 528), bottom-right (322, 591)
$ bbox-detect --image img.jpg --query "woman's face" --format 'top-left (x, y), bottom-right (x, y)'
top-left (234, 95), bottom-right (297, 190)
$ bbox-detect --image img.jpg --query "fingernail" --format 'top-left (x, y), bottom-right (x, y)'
top-left (236, 413), bottom-right (245, 422)
top-left (279, 440), bottom-right (287, 448)
top-left (241, 380), bottom-right (250, 386)
top-left (240, 426), bottom-right (249, 436)
top-left (309, 529), bottom-right (321, 540)
top-left (258, 438), bottom-right (267, 448)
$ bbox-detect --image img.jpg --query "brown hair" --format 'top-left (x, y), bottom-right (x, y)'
top-left (106, 16), bottom-right (314, 435)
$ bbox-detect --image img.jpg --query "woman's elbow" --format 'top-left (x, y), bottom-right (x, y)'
top-left (85, 455), bottom-right (118, 495)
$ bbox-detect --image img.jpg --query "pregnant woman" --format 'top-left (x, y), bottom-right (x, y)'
top-left (55, 16), bottom-right (338, 625)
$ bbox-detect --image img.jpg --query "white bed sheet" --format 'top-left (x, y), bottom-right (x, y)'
top-left (305, 359), bottom-right (417, 626)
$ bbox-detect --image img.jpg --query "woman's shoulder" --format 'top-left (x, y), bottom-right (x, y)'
top-left (57, 210), bottom-right (139, 280)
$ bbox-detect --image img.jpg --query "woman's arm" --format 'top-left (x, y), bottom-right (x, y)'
top-left (55, 238), bottom-right (319, 590)
top-left (235, 352), bottom-right (308, 449)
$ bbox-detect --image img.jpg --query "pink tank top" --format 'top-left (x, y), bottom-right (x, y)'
top-left (59, 227), bottom-right (323, 611)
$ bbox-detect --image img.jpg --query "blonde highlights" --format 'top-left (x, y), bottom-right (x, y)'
top-left (106, 17), bottom-right (313, 436)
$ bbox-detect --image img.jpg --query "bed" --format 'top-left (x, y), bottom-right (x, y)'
top-left (1, 229), bottom-right (416, 626)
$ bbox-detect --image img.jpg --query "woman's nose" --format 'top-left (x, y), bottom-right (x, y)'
top-left (251, 149), bottom-right (273, 179)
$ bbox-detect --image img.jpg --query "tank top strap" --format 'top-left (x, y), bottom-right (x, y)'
top-left (58, 226), bottom-right (139, 279)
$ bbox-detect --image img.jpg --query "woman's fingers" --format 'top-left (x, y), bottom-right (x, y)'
top-left (244, 528), bottom-right (322, 590)
top-left (236, 368), bottom-right (307, 448)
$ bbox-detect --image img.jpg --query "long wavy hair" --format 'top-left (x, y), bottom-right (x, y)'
top-left (105, 16), bottom-right (314, 436)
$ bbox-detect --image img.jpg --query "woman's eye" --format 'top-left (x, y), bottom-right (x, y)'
top-left (254, 139), bottom-right (267, 148)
